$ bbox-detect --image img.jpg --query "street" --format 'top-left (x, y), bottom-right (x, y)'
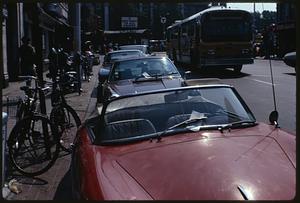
top-left (176, 58), bottom-right (296, 134)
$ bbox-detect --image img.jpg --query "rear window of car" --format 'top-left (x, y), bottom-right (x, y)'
top-left (111, 51), bottom-right (142, 60)
top-left (119, 46), bottom-right (149, 54)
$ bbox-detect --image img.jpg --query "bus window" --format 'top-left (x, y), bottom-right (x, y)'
top-left (201, 13), bottom-right (252, 42)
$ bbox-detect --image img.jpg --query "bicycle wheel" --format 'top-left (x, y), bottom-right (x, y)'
top-left (8, 115), bottom-right (60, 177)
top-left (50, 104), bottom-right (81, 152)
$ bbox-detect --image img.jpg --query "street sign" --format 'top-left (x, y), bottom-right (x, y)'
top-left (161, 17), bottom-right (166, 24)
top-left (121, 17), bottom-right (138, 28)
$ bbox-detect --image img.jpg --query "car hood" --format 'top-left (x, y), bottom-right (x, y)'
top-left (107, 126), bottom-right (295, 200)
top-left (109, 77), bottom-right (183, 95)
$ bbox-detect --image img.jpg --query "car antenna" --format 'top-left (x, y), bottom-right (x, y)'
top-left (268, 52), bottom-right (279, 128)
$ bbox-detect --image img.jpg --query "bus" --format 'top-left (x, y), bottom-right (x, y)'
top-left (166, 7), bottom-right (254, 73)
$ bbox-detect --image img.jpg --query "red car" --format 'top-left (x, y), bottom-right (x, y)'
top-left (71, 84), bottom-right (295, 200)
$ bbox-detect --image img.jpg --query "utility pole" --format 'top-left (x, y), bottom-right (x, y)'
top-left (75, 3), bottom-right (81, 52)
top-left (31, 3), bottom-right (51, 156)
top-left (253, 3), bottom-right (256, 31)
top-left (70, 3), bottom-right (82, 94)
top-left (32, 3), bottom-right (46, 115)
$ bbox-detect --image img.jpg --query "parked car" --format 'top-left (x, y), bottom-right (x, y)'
top-left (102, 50), bottom-right (146, 69)
top-left (119, 45), bottom-right (150, 55)
top-left (97, 56), bottom-right (185, 103)
top-left (283, 52), bottom-right (296, 70)
top-left (71, 84), bottom-right (295, 200)
top-left (97, 50), bottom-right (147, 102)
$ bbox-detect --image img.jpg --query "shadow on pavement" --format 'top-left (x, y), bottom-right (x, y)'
top-left (285, 72), bottom-right (296, 76)
top-left (53, 168), bottom-right (72, 200)
top-left (176, 63), bottom-right (250, 79)
top-left (194, 69), bottom-right (250, 79)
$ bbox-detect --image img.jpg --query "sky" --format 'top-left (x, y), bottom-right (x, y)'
top-left (226, 3), bottom-right (277, 12)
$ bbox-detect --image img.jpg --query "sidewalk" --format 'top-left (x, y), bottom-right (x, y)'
top-left (2, 58), bottom-right (101, 200)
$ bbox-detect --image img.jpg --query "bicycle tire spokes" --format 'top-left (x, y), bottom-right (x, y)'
top-left (8, 115), bottom-right (59, 176)
top-left (50, 105), bottom-right (80, 152)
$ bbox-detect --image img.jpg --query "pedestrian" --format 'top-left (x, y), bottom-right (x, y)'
top-left (19, 36), bottom-right (37, 76)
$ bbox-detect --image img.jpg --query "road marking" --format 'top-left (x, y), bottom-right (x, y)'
top-left (248, 78), bottom-right (276, 86)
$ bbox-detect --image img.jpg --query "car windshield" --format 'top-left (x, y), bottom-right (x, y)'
top-left (96, 86), bottom-right (256, 144)
top-left (109, 58), bottom-right (179, 81)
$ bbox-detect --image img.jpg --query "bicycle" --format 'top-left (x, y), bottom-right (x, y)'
top-left (47, 74), bottom-right (81, 152)
top-left (8, 76), bottom-right (60, 177)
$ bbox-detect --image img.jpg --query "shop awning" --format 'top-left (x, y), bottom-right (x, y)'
top-left (38, 6), bottom-right (71, 31)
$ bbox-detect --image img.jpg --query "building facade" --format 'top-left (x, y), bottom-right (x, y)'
top-left (88, 2), bottom-right (218, 46)
top-left (1, 2), bottom-right (74, 87)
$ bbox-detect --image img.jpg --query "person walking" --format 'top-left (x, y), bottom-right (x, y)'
top-left (19, 36), bottom-right (36, 76)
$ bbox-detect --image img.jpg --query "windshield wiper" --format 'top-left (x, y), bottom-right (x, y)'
top-left (168, 116), bottom-right (207, 130)
top-left (217, 120), bottom-right (256, 133)
top-left (155, 113), bottom-right (207, 142)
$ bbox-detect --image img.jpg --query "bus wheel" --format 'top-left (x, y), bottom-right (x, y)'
top-left (233, 65), bottom-right (242, 73)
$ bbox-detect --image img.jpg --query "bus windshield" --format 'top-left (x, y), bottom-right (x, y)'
top-left (201, 12), bottom-right (252, 42)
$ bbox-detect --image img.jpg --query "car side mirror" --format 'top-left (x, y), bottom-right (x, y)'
top-left (283, 52), bottom-right (296, 68)
top-left (184, 71), bottom-right (191, 80)
top-left (269, 110), bottom-right (279, 126)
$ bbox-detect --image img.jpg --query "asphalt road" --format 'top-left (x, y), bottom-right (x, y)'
top-left (176, 59), bottom-right (296, 134)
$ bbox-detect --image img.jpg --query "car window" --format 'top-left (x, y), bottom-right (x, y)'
top-left (110, 51), bottom-right (142, 61)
